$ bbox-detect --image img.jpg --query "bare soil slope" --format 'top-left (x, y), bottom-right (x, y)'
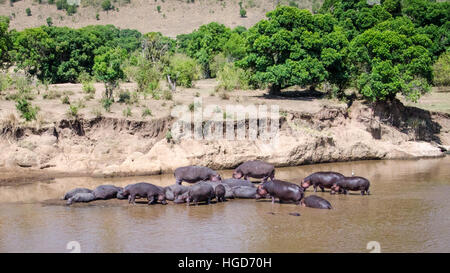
top-left (1, 0), bottom-right (319, 36)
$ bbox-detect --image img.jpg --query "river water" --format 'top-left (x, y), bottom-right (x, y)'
top-left (0, 156), bottom-right (449, 253)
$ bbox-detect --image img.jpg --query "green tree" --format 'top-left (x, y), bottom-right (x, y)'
top-left (238, 6), bottom-right (347, 95)
top-left (177, 22), bottom-right (231, 77)
top-left (93, 47), bottom-right (127, 99)
top-left (348, 20), bottom-right (433, 102)
top-left (102, 0), bottom-right (112, 11)
top-left (26, 8), bottom-right (32, 16)
top-left (0, 16), bottom-right (12, 67)
top-left (432, 51), bottom-right (450, 86)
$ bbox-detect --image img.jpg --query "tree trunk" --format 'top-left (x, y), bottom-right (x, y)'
top-left (167, 75), bottom-right (176, 92)
top-left (269, 84), bottom-right (281, 96)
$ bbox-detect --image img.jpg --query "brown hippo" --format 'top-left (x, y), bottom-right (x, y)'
top-left (186, 182), bottom-right (216, 206)
top-left (232, 160), bottom-right (275, 182)
top-left (331, 176), bottom-right (370, 195)
top-left (257, 179), bottom-right (304, 205)
top-left (301, 172), bottom-right (345, 192)
top-left (174, 166), bottom-right (221, 185)
top-left (301, 195), bottom-right (332, 209)
top-left (123, 182), bottom-right (168, 205)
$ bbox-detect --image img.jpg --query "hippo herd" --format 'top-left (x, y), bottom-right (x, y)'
top-left (62, 160), bottom-right (371, 211)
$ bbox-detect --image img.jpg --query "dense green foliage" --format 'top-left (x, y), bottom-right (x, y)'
top-left (11, 25), bottom-right (142, 83)
top-left (1, 1), bottom-right (449, 103)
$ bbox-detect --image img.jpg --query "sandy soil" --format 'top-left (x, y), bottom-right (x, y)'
top-left (1, 0), bottom-right (318, 36)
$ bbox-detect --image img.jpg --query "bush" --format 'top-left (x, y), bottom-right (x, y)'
top-left (82, 81), bottom-right (96, 94)
top-left (46, 17), bottom-right (53, 27)
top-left (164, 53), bottom-right (201, 88)
top-left (239, 8), bottom-right (246, 18)
top-left (157, 5), bottom-right (161, 13)
top-left (26, 8), bottom-right (31, 16)
top-left (142, 107), bottom-right (152, 118)
top-left (209, 53), bottom-right (228, 78)
top-left (433, 51), bottom-right (450, 86)
top-left (102, 0), bottom-right (112, 11)
top-left (118, 90), bottom-right (131, 103)
top-left (122, 106), bottom-right (132, 117)
top-left (101, 97), bottom-right (113, 112)
top-left (216, 63), bottom-right (250, 91)
top-left (16, 98), bottom-right (38, 121)
top-left (61, 95), bottom-right (70, 104)
top-left (67, 105), bottom-right (79, 117)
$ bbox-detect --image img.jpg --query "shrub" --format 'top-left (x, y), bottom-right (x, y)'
top-left (42, 90), bottom-right (61, 99)
top-left (162, 89), bottom-right (172, 100)
top-left (26, 8), bottom-right (32, 16)
top-left (164, 53), bottom-right (201, 89)
top-left (157, 5), bottom-right (161, 13)
top-left (67, 105), bottom-right (78, 117)
top-left (61, 95), bottom-right (70, 104)
top-left (142, 107), bottom-right (152, 117)
top-left (122, 106), bottom-right (132, 117)
top-left (96, 13), bottom-right (100, 20)
top-left (165, 130), bottom-right (172, 142)
top-left (101, 98), bottom-right (113, 112)
top-left (102, 0), bottom-right (112, 11)
top-left (82, 81), bottom-right (96, 94)
top-left (46, 17), bottom-right (53, 27)
top-left (16, 98), bottom-right (38, 121)
top-left (216, 63), bottom-right (250, 91)
top-left (118, 90), bottom-right (131, 103)
top-left (239, 8), bottom-right (246, 18)
top-left (209, 53), bottom-right (228, 78)
top-left (433, 51), bottom-right (450, 86)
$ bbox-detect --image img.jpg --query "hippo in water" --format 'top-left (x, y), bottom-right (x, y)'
top-left (203, 181), bottom-right (234, 199)
top-left (186, 182), bottom-right (216, 206)
top-left (92, 185), bottom-right (123, 200)
top-left (174, 166), bottom-right (221, 185)
top-left (215, 184), bottom-right (226, 202)
top-left (164, 184), bottom-right (189, 201)
top-left (301, 195), bottom-right (332, 209)
top-left (123, 182), bottom-right (167, 205)
top-left (301, 172), bottom-right (345, 192)
top-left (62, 188), bottom-right (93, 200)
top-left (231, 186), bottom-right (258, 199)
top-left (331, 176), bottom-right (370, 195)
top-left (222, 178), bottom-right (255, 188)
top-left (256, 179), bottom-right (304, 205)
top-left (232, 160), bottom-right (275, 182)
top-left (66, 192), bottom-right (96, 205)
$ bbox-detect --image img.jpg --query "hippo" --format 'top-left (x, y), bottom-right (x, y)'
top-left (256, 179), bottom-right (304, 205)
top-left (62, 188), bottom-right (93, 200)
top-left (222, 178), bottom-right (255, 188)
top-left (231, 186), bottom-right (258, 199)
top-left (203, 181), bottom-right (234, 199)
top-left (123, 182), bottom-right (168, 205)
top-left (331, 176), bottom-right (370, 195)
top-left (301, 172), bottom-right (345, 192)
top-left (164, 184), bottom-right (189, 201)
top-left (66, 192), bottom-right (96, 205)
top-left (174, 166), bottom-right (221, 185)
top-left (215, 184), bottom-right (226, 202)
top-left (173, 191), bottom-right (190, 204)
top-left (301, 195), bottom-right (332, 209)
top-left (186, 182), bottom-right (216, 206)
top-left (232, 160), bottom-right (275, 182)
top-left (92, 185), bottom-right (123, 200)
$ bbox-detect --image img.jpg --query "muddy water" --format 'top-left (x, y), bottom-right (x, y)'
top-left (0, 156), bottom-right (450, 253)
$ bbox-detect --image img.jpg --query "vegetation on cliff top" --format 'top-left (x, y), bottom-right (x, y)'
top-left (0, 0), bottom-right (449, 114)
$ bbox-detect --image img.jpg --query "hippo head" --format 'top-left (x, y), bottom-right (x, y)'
top-left (301, 179), bottom-right (311, 190)
top-left (232, 170), bottom-right (243, 179)
top-left (210, 174), bottom-right (222, 182)
top-left (256, 184), bottom-right (268, 197)
top-left (330, 183), bottom-right (340, 194)
top-left (158, 194), bottom-right (168, 205)
top-left (300, 199), bottom-right (307, 207)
